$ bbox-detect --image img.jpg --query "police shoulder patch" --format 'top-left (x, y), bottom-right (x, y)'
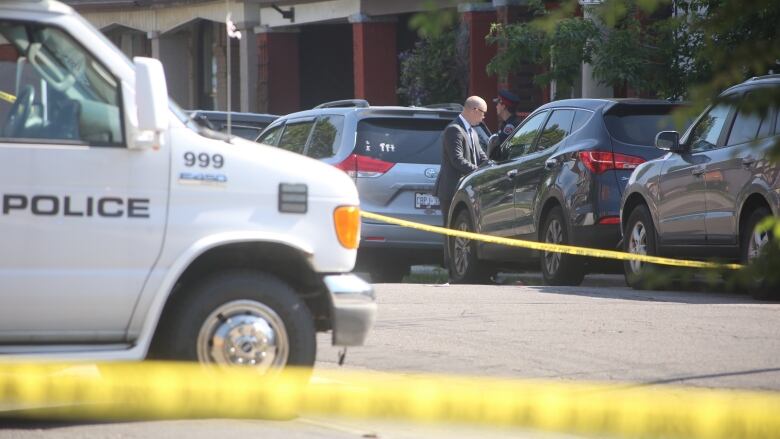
top-left (503, 124), bottom-right (515, 135)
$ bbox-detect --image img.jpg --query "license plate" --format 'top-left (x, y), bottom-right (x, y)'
top-left (415, 192), bottom-right (440, 209)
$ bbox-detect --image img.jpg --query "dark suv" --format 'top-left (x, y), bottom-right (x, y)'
top-left (255, 99), bottom-right (490, 282)
top-left (621, 76), bottom-right (779, 292)
top-left (447, 99), bottom-right (682, 285)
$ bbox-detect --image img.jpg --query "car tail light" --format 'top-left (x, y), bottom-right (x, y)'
top-left (578, 151), bottom-right (645, 174)
top-left (334, 153), bottom-right (395, 178)
top-left (334, 205), bottom-right (360, 249)
top-left (597, 216), bottom-right (621, 225)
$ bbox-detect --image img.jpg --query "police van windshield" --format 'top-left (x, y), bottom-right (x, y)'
top-left (0, 20), bottom-right (123, 145)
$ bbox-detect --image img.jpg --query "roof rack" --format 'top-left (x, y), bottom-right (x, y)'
top-left (422, 103), bottom-right (463, 111)
top-left (314, 99), bottom-right (370, 109)
top-left (747, 74), bottom-right (780, 81)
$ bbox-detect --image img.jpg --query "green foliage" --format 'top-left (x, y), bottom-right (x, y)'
top-left (487, 17), bottom-right (598, 99)
top-left (487, 0), bottom-right (690, 99)
top-left (408, 0), bottom-right (458, 38)
top-left (398, 29), bottom-right (466, 106)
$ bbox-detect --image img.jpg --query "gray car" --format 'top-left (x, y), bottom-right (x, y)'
top-left (255, 99), bottom-right (490, 282)
top-left (621, 75), bottom-right (780, 294)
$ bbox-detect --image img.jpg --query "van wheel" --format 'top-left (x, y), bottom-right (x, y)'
top-left (150, 271), bottom-right (316, 372)
top-left (540, 206), bottom-right (585, 286)
top-left (623, 205), bottom-right (658, 290)
top-left (741, 207), bottom-right (776, 300)
top-left (449, 210), bottom-right (493, 284)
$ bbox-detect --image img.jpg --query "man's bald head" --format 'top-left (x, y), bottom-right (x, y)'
top-left (462, 96), bottom-right (487, 126)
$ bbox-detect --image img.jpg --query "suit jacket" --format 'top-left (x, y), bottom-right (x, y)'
top-left (434, 117), bottom-right (487, 204)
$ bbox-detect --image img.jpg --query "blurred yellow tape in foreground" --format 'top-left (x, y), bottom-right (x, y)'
top-left (0, 90), bottom-right (16, 103)
top-left (1, 362), bottom-right (779, 439)
top-left (361, 211), bottom-right (743, 270)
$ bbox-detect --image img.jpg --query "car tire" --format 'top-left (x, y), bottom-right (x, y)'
top-left (623, 205), bottom-right (658, 290)
top-left (539, 206), bottom-right (585, 286)
top-left (149, 270), bottom-right (316, 372)
top-left (740, 207), bottom-right (776, 300)
top-left (448, 210), bottom-right (493, 284)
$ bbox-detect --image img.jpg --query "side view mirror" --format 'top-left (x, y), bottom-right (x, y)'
top-left (132, 57), bottom-right (169, 148)
top-left (655, 131), bottom-right (682, 152)
top-left (487, 134), bottom-right (501, 159)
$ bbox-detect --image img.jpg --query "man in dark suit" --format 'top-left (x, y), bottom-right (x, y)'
top-left (434, 96), bottom-right (488, 269)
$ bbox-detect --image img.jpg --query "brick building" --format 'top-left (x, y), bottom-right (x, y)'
top-left (65, 0), bottom-right (612, 127)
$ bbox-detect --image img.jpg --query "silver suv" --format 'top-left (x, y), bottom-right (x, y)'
top-left (256, 99), bottom-right (490, 282)
top-left (621, 75), bottom-right (779, 296)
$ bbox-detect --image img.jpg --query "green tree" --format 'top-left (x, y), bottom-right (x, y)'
top-left (398, 28), bottom-right (467, 106)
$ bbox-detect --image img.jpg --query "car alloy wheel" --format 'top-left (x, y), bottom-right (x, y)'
top-left (746, 224), bottom-right (770, 262)
top-left (452, 221), bottom-right (472, 277)
top-left (627, 220), bottom-right (647, 275)
top-left (543, 217), bottom-right (563, 275)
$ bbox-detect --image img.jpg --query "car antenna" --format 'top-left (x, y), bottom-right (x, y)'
top-left (225, 0), bottom-right (242, 141)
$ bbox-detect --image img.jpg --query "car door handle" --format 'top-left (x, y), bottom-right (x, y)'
top-left (692, 166), bottom-right (705, 176)
top-left (544, 158), bottom-right (558, 170)
top-left (742, 157), bottom-right (756, 167)
top-left (506, 169), bottom-right (519, 179)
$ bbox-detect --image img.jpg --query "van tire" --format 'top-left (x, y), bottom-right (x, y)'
top-left (150, 270), bottom-right (316, 372)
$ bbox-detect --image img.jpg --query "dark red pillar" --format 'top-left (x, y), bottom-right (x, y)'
top-left (258, 30), bottom-right (300, 114)
top-left (461, 5), bottom-right (498, 130)
top-left (351, 18), bottom-right (397, 106)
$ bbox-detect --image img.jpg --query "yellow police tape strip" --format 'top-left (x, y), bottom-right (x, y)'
top-left (361, 211), bottom-right (743, 270)
top-left (0, 90), bottom-right (16, 104)
top-left (1, 362), bottom-right (779, 439)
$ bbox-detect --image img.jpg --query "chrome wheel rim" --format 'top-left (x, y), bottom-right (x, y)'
top-left (453, 221), bottom-right (471, 276)
top-left (628, 221), bottom-right (648, 274)
top-left (544, 218), bottom-right (563, 275)
top-left (197, 300), bottom-right (289, 373)
top-left (747, 225), bottom-right (770, 262)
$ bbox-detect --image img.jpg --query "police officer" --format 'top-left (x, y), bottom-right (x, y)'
top-left (491, 89), bottom-right (521, 160)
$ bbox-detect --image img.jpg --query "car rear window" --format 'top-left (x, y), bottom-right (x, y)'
top-left (355, 118), bottom-right (451, 164)
top-left (604, 106), bottom-right (678, 146)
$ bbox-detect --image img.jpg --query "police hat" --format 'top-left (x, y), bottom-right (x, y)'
top-left (493, 89), bottom-right (520, 106)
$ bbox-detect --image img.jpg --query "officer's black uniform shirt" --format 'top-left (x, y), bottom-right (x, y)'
top-left (492, 114), bottom-right (520, 160)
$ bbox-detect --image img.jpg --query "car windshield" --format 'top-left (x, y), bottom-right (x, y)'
top-left (604, 106), bottom-right (679, 146)
top-left (355, 117), bottom-right (450, 164)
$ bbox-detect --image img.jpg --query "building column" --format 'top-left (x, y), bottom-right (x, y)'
top-left (581, 3), bottom-right (613, 98)
top-left (147, 31), bottom-right (160, 59)
top-left (119, 32), bottom-right (133, 58)
top-left (238, 23), bottom-right (259, 112)
top-left (460, 3), bottom-right (498, 129)
top-left (350, 14), bottom-right (397, 106)
top-left (256, 26), bottom-right (300, 115)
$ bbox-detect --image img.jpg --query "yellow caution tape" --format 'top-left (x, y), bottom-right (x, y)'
top-left (1, 362), bottom-right (779, 439)
top-left (361, 211), bottom-right (743, 270)
top-left (0, 90), bottom-right (16, 103)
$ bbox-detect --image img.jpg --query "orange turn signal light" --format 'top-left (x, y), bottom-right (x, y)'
top-left (334, 205), bottom-right (360, 249)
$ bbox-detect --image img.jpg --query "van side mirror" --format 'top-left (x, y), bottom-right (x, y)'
top-left (487, 134), bottom-right (501, 159)
top-left (132, 57), bottom-right (168, 148)
top-left (655, 131), bottom-right (681, 152)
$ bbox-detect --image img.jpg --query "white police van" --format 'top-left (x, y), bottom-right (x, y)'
top-left (0, 0), bottom-right (375, 372)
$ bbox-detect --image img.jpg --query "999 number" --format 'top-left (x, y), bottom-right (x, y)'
top-left (184, 152), bottom-right (224, 168)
